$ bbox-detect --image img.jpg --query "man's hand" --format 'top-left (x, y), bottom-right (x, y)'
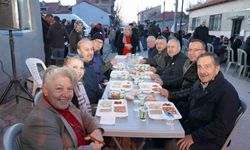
top-left (160, 88), bottom-right (169, 97)
top-left (154, 78), bottom-right (163, 86)
top-left (149, 67), bottom-right (157, 73)
top-left (110, 58), bottom-right (117, 65)
top-left (151, 73), bottom-right (160, 80)
top-left (177, 135), bottom-right (194, 150)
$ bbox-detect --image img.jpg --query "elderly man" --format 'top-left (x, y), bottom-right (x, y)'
top-left (160, 39), bottom-right (206, 113)
top-left (77, 39), bottom-right (103, 104)
top-left (152, 38), bottom-right (187, 90)
top-left (140, 36), bottom-right (168, 74)
top-left (21, 66), bottom-right (104, 149)
top-left (174, 53), bottom-right (241, 150)
top-left (147, 35), bottom-right (157, 58)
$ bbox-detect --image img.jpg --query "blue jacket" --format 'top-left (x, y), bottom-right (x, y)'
top-left (83, 61), bottom-right (103, 104)
top-left (93, 53), bottom-right (107, 84)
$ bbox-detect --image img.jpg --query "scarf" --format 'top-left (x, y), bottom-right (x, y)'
top-left (74, 81), bottom-right (92, 115)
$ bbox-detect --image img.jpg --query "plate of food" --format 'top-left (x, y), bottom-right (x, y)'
top-left (110, 70), bottom-right (129, 79)
top-left (109, 90), bottom-right (121, 99)
top-left (110, 81), bottom-right (133, 91)
top-left (96, 99), bottom-right (128, 117)
top-left (145, 101), bottom-right (182, 120)
top-left (113, 63), bottom-right (126, 70)
top-left (139, 82), bottom-right (162, 93)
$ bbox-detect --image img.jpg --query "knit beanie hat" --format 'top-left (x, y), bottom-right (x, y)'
top-left (92, 32), bottom-right (104, 42)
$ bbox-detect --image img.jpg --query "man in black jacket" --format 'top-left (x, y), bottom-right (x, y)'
top-left (193, 20), bottom-right (209, 51)
top-left (152, 38), bottom-right (187, 90)
top-left (160, 39), bottom-right (206, 112)
top-left (175, 53), bottom-right (241, 150)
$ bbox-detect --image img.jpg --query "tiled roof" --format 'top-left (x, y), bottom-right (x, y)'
top-left (153, 11), bottom-right (187, 20)
top-left (187, 0), bottom-right (235, 11)
top-left (40, 2), bottom-right (71, 14)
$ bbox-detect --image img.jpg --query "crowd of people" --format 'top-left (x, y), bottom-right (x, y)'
top-left (20, 14), bottom-right (244, 149)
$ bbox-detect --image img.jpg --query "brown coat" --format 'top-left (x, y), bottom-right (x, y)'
top-left (21, 97), bottom-right (100, 150)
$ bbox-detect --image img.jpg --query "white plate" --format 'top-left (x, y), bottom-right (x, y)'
top-left (113, 63), bottom-right (126, 70)
top-left (145, 101), bottom-right (182, 120)
top-left (110, 70), bottom-right (129, 79)
top-left (96, 99), bottom-right (128, 118)
top-left (139, 82), bottom-right (161, 93)
top-left (110, 81), bottom-right (133, 91)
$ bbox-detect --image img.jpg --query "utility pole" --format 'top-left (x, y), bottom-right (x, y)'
top-left (180, 0), bottom-right (184, 31)
top-left (163, 0), bottom-right (166, 30)
top-left (173, 0), bottom-right (178, 32)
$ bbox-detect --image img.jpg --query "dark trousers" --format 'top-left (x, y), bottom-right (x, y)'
top-left (44, 43), bottom-right (51, 66)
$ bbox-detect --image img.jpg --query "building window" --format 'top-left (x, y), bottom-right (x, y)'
top-left (191, 17), bottom-right (200, 30)
top-left (19, 0), bottom-right (32, 30)
top-left (209, 14), bottom-right (221, 31)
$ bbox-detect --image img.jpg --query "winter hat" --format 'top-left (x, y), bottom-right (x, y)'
top-left (92, 32), bottom-right (104, 42)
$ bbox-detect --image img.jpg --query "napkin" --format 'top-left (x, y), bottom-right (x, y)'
top-left (100, 115), bottom-right (116, 125)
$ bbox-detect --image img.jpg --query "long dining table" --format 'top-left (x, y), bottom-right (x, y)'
top-left (94, 55), bottom-right (185, 149)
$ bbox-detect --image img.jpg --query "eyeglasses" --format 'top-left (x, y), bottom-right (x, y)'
top-left (188, 48), bottom-right (204, 51)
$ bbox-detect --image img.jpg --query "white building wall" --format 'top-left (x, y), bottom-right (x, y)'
top-left (72, 2), bottom-right (110, 26)
top-left (188, 0), bottom-right (250, 40)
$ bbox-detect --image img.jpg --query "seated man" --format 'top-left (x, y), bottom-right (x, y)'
top-left (92, 32), bottom-right (117, 84)
top-left (160, 39), bottom-right (206, 113)
top-left (77, 39), bottom-right (104, 104)
top-left (21, 66), bottom-right (104, 149)
top-left (172, 53), bottom-right (241, 150)
top-left (152, 38), bottom-right (187, 90)
top-left (147, 35), bottom-right (157, 58)
top-left (140, 36), bottom-right (167, 74)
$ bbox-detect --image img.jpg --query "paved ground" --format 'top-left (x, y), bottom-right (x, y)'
top-left (0, 40), bottom-right (250, 149)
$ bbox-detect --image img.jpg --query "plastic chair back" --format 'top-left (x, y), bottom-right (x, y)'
top-left (3, 123), bottom-right (24, 150)
top-left (225, 47), bottom-right (236, 74)
top-left (34, 90), bottom-right (42, 106)
top-left (25, 58), bottom-right (47, 95)
top-left (221, 100), bottom-right (247, 150)
top-left (236, 48), bottom-right (249, 76)
top-left (207, 43), bottom-right (214, 53)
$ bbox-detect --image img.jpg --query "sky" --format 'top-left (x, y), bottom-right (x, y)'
top-left (40, 0), bottom-right (199, 22)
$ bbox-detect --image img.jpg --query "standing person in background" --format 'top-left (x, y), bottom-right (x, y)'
top-left (116, 25), bottom-right (137, 55)
top-left (108, 26), bottom-right (117, 53)
top-left (69, 20), bottom-right (83, 54)
top-left (41, 14), bottom-right (54, 66)
top-left (193, 20), bottom-right (209, 51)
top-left (130, 22), bottom-right (141, 53)
top-left (47, 16), bottom-right (69, 64)
top-left (138, 22), bottom-right (147, 51)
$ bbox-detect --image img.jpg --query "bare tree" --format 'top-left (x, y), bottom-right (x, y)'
top-left (113, 4), bottom-right (123, 27)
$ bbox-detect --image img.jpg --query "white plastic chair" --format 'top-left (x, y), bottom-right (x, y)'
top-left (207, 43), bottom-right (214, 53)
top-left (34, 90), bottom-right (42, 106)
top-left (221, 100), bottom-right (247, 150)
top-left (25, 58), bottom-right (47, 96)
top-left (235, 48), bottom-right (250, 77)
top-left (225, 47), bottom-right (236, 74)
top-left (3, 123), bottom-right (24, 150)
